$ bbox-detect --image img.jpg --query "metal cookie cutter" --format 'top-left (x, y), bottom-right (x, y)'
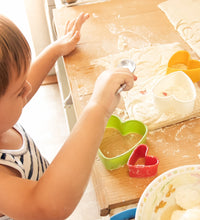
top-left (116, 59), bottom-right (136, 94)
top-left (127, 144), bottom-right (159, 178)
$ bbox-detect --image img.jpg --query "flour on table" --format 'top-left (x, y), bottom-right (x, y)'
top-left (118, 35), bottom-right (128, 51)
top-left (158, 0), bottom-right (200, 57)
top-left (91, 42), bottom-right (200, 130)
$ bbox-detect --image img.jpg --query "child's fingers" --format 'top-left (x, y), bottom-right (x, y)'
top-left (64, 12), bottom-right (89, 36)
top-left (64, 19), bottom-right (75, 34)
top-left (70, 30), bottom-right (80, 43)
top-left (64, 20), bottom-right (70, 34)
top-left (73, 12), bottom-right (89, 33)
top-left (82, 13), bottom-right (90, 24)
top-left (133, 74), bottom-right (137, 81)
top-left (116, 68), bottom-right (135, 91)
top-left (123, 80), bottom-right (134, 91)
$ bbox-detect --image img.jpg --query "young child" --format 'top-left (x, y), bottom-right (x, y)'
top-left (0, 12), bottom-right (135, 220)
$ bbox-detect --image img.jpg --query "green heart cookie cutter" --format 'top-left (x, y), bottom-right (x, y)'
top-left (98, 115), bottom-right (148, 170)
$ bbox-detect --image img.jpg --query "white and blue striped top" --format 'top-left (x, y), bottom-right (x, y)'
top-left (0, 124), bottom-right (49, 219)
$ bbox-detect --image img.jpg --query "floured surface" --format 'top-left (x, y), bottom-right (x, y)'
top-left (53, 0), bottom-right (200, 214)
top-left (158, 0), bottom-right (200, 58)
top-left (91, 42), bottom-right (200, 130)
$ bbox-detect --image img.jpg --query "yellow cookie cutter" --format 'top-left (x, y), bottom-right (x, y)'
top-left (166, 50), bottom-right (200, 82)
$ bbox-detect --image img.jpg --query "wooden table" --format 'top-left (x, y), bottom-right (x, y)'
top-left (53, 0), bottom-right (200, 216)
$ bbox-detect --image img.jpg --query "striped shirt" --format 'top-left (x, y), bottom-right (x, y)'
top-left (0, 124), bottom-right (49, 219)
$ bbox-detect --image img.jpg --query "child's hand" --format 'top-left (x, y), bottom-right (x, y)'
top-left (55, 12), bottom-right (89, 56)
top-left (89, 68), bottom-right (136, 118)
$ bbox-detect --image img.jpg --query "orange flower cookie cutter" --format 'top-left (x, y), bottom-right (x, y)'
top-left (166, 50), bottom-right (200, 82)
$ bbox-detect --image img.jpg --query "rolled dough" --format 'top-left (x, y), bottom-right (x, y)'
top-left (91, 42), bottom-right (200, 130)
top-left (158, 0), bottom-right (200, 58)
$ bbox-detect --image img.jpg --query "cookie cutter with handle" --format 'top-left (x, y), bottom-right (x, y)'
top-left (127, 144), bottom-right (159, 178)
top-left (116, 59), bottom-right (136, 94)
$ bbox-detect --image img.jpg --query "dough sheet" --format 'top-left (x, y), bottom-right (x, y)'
top-left (158, 0), bottom-right (200, 58)
top-left (91, 42), bottom-right (200, 130)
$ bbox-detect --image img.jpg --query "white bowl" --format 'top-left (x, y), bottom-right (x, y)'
top-left (152, 71), bottom-right (196, 115)
top-left (135, 165), bottom-right (200, 220)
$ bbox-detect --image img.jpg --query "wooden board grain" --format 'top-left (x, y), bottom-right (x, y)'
top-left (53, 0), bottom-right (200, 215)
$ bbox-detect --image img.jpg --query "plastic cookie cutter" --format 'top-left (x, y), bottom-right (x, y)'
top-left (127, 144), bottom-right (159, 178)
top-left (152, 71), bottom-right (196, 115)
top-left (98, 115), bottom-right (148, 171)
top-left (166, 50), bottom-right (200, 82)
top-left (110, 207), bottom-right (136, 220)
top-left (116, 59), bottom-right (136, 94)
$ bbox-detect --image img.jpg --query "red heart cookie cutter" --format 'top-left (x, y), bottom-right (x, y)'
top-left (127, 144), bottom-right (159, 178)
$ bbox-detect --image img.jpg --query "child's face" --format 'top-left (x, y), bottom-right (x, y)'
top-left (0, 70), bottom-right (32, 133)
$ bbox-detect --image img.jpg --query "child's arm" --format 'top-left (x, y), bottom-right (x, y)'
top-left (26, 12), bottom-right (89, 102)
top-left (0, 68), bottom-right (135, 220)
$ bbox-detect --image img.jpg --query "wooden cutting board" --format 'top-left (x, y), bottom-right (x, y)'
top-left (53, 0), bottom-right (200, 215)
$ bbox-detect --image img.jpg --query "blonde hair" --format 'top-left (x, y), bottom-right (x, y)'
top-left (0, 15), bottom-right (31, 96)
